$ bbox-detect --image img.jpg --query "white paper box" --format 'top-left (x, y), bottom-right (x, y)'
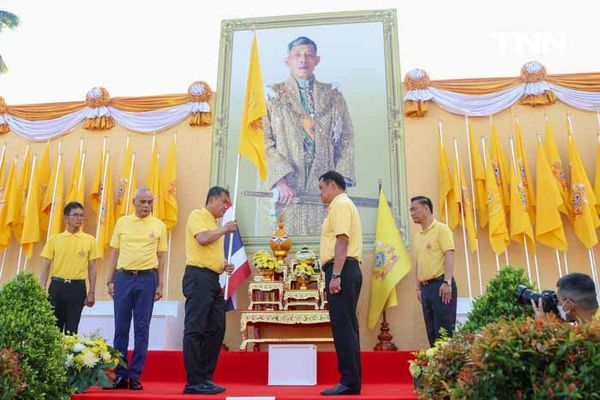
top-left (268, 344), bottom-right (317, 386)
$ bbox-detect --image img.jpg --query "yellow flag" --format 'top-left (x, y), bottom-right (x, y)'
top-left (593, 138), bottom-right (600, 218)
top-left (509, 160), bottom-right (535, 250)
top-left (238, 32), bottom-right (268, 181)
top-left (67, 148), bottom-right (85, 205)
top-left (6, 148), bottom-right (31, 241)
top-left (42, 156), bottom-right (64, 237)
top-left (161, 138), bottom-right (177, 231)
top-left (514, 121), bottom-right (536, 218)
top-left (535, 142), bottom-right (567, 251)
top-left (146, 140), bottom-right (164, 220)
top-left (116, 141), bottom-right (137, 218)
top-left (38, 144), bottom-right (51, 235)
top-left (438, 136), bottom-right (460, 229)
top-left (90, 145), bottom-right (107, 214)
top-left (468, 124), bottom-right (488, 228)
top-left (0, 158), bottom-right (14, 250)
top-left (490, 124), bottom-right (510, 209)
top-left (367, 189), bottom-right (411, 329)
top-left (485, 147), bottom-right (510, 255)
top-left (568, 135), bottom-right (600, 249)
top-left (96, 155), bottom-right (115, 258)
top-left (544, 121), bottom-right (569, 217)
top-left (21, 157), bottom-right (41, 259)
top-left (459, 162), bottom-right (477, 252)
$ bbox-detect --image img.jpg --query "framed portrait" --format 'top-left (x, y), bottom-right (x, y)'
top-left (211, 9), bottom-right (407, 248)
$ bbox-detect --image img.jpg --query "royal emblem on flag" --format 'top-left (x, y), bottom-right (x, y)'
top-left (373, 241), bottom-right (398, 280)
top-left (571, 183), bottom-right (587, 217)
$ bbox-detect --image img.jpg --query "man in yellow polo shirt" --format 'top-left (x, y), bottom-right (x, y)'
top-left (105, 188), bottom-right (167, 391)
top-left (318, 171), bottom-right (363, 396)
top-left (182, 186), bottom-right (236, 395)
top-left (40, 201), bottom-right (98, 334)
top-left (410, 195), bottom-right (456, 348)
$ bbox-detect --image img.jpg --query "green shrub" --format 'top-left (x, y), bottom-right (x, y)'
top-left (0, 347), bottom-right (26, 400)
top-left (461, 265), bottom-right (534, 332)
top-left (0, 272), bottom-right (68, 399)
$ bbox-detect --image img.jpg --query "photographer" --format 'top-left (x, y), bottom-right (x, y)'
top-left (531, 273), bottom-right (599, 323)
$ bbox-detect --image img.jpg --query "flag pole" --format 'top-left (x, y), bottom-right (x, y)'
top-left (224, 154), bottom-right (241, 301)
top-left (464, 116), bottom-right (484, 294)
top-left (481, 135), bottom-right (501, 271)
top-left (439, 120), bottom-right (450, 224)
top-left (77, 152), bottom-right (86, 196)
top-left (16, 146), bottom-right (30, 274)
top-left (125, 153), bottom-right (136, 215)
top-left (0, 249), bottom-right (6, 282)
top-left (46, 142), bottom-right (63, 240)
top-left (509, 136), bottom-right (532, 281)
top-left (95, 152), bottom-right (111, 242)
top-left (165, 232), bottom-right (172, 301)
top-left (22, 155), bottom-right (38, 271)
top-left (453, 138), bottom-right (473, 301)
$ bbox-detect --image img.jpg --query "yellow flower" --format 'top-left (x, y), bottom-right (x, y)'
top-left (81, 350), bottom-right (100, 368)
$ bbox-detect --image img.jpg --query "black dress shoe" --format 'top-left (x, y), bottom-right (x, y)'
top-left (320, 383), bottom-right (361, 396)
top-left (129, 378), bottom-right (143, 390)
top-left (104, 376), bottom-right (128, 390)
top-left (183, 382), bottom-right (226, 395)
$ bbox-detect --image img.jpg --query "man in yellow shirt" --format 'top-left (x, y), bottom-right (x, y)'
top-left (318, 171), bottom-right (363, 396)
top-left (40, 201), bottom-right (98, 334)
top-left (410, 195), bottom-right (456, 348)
top-left (182, 186), bottom-right (236, 395)
top-left (105, 188), bottom-right (167, 391)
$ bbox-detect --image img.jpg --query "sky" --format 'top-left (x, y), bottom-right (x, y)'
top-left (0, 0), bottom-right (598, 105)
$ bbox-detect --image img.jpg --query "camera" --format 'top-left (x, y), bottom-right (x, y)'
top-left (515, 285), bottom-right (559, 315)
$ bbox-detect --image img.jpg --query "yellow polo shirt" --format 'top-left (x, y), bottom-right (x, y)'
top-left (186, 208), bottom-right (224, 273)
top-left (41, 230), bottom-right (99, 280)
top-left (319, 193), bottom-right (363, 265)
top-left (595, 308), bottom-right (600, 322)
top-left (414, 220), bottom-right (455, 282)
top-left (110, 214), bottom-right (167, 270)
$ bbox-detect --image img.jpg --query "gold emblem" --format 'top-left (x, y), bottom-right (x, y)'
top-left (148, 231), bottom-right (156, 239)
top-left (78, 249), bottom-right (86, 257)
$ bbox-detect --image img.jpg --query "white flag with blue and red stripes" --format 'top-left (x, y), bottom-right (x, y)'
top-left (219, 205), bottom-right (252, 310)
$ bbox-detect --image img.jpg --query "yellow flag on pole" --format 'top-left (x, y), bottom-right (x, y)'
top-left (147, 140), bottom-right (164, 220)
top-left (459, 162), bottom-right (477, 253)
top-left (490, 124), bottom-right (510, 209)
top-left (0, 157), bottom-right (14, 250)
top-left (96, 154), bottom-right (115, 258)
top-left (485, 146), bottom-right (510, 255)
top-left (6, 148), bottom-right (30, 241)
top-left (238, 32), bottom-right (268, 181)
top-left (509, 158), bottom-right (535, 250)
top-left (438, 135), bottom-right (460, 229)
top-left (544, 121), bottom-right (569, 217)
top-left (116, 140), bottom-right (137, 218)
top-left (21, 157), bottom-right (41, 259)
top-left (535, 141), bottom-right (567, 251)
top-left (468, 125), bottom-right (488, 228)
top-left (90, 144), bottom-right (106, 214)
top-left (593, 137), bottom-right (600, 218)
top-left (514, 121), bottom-right (536, 218)
top-left (161, 138), bottom-right (177, 231)
top-left (568, 135), bottom-right (600, 249)
top-left (42, 155), bottom-right (64, 237)
top-left (67, 148), bottom-right (85, 205)
top-left (367, 189), bottom-right (411, 329)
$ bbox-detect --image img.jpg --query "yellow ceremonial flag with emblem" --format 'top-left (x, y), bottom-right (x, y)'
top-left (514, 121), bottom-right (536, 218)
top-left (147, 141), bottom-right (164, 220)
top-left (6, 148), bottom-right (30, 241)
top-left (161, 138), bottom-right (177, 231)
top-left (367, 189), bottom-right (411, 329)
top-left (509, 160), bottom-right (535, 251)
top-left (67, 148), bottom-right (85, 205)
top-left (38, 144), bottom-right (51, 235)
top-left (458, 162), bottom-right (477, 252)
top-left (21, 158), bottom-right (41, 259)
top-left (0, 157), bottom-right (13, 250)
top-left (90, 146), bottom-right (106, 214)
top-left (116, 141), bottom-right (137, 218)
top-left (544, 121), bottom-right (569, 217)
top-left (490, 124), bottom-right (510, 209)
top-left (468, 125), bottom-right (488, 228)
top-left (568, 135), bottom-right (600, 249)
top-left (438, 136), bottom-right (460, 229)
top-left (593, 139), bottom-right (600, 218)
top-left (42, 156), bottom-right (64, 237)
top-left (485, 147), bottom-right (510, 255)
top-left (96, 156), bottom-right (115, 257)
top-left (535, 142), bottom-right (567, 251)
top-left (238, 32), bottom-right (268, 181)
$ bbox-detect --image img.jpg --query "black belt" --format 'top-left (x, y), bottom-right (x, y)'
top-left (51, 277), bottom-right (85, 283)
top-left (323, 257), bottom-right (359, 268)
top-left (420, 275), bottom-right (445, 286)
top-left (118, 269), bottom-right (156, 275)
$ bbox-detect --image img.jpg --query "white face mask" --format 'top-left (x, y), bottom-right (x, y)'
top-left (557, 304), bottom-right (570, 321)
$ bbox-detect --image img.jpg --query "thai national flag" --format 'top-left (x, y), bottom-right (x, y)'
top-left (219, 205), bottom-right (252, 310)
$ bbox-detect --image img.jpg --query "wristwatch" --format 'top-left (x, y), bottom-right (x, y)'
top-left (443, 279), bottom-right (452, 286)
top-left (332, 273), bottom-right (341, 279)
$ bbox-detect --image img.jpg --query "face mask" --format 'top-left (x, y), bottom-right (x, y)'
top-left (557, 304), bottom-right (570, 321)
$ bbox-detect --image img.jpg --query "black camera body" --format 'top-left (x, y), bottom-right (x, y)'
top-left (515, 284), bottom-right (559, 315)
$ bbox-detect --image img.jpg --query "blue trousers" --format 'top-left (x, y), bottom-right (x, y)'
top-left (113, 269), bottom-right (157, 379)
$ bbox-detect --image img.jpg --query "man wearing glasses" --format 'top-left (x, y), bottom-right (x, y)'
top-left (40, 201), bottom-right (98, 334)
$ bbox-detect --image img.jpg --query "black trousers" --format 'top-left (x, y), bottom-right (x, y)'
top-left (324, 258), bottom-right (362, 390)
top-left (420, 277), bottom-right (457, 347)
top-left (182, 265), bottom-right (225, 385)
top-left (48, 278), bottom-right (86, 334)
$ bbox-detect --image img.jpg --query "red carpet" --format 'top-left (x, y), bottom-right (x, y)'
top-left (72, 351), bottom-right (417, 399)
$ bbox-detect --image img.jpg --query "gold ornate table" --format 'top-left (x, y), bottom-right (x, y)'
top-left (283, 289), bottom-right (320, 310)
top-left (239, 310), bottom-right (332, 351)
top-left (248, 281), bottom-right (285, 311)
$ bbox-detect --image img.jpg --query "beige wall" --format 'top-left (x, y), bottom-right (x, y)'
top-left (1, 100), bottom-right (599, 351)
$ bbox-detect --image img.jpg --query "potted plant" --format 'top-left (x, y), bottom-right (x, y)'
top-left (293, 263), bottom-right (317, 290)
top-left (252, 250), bottom-right (279, 280)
